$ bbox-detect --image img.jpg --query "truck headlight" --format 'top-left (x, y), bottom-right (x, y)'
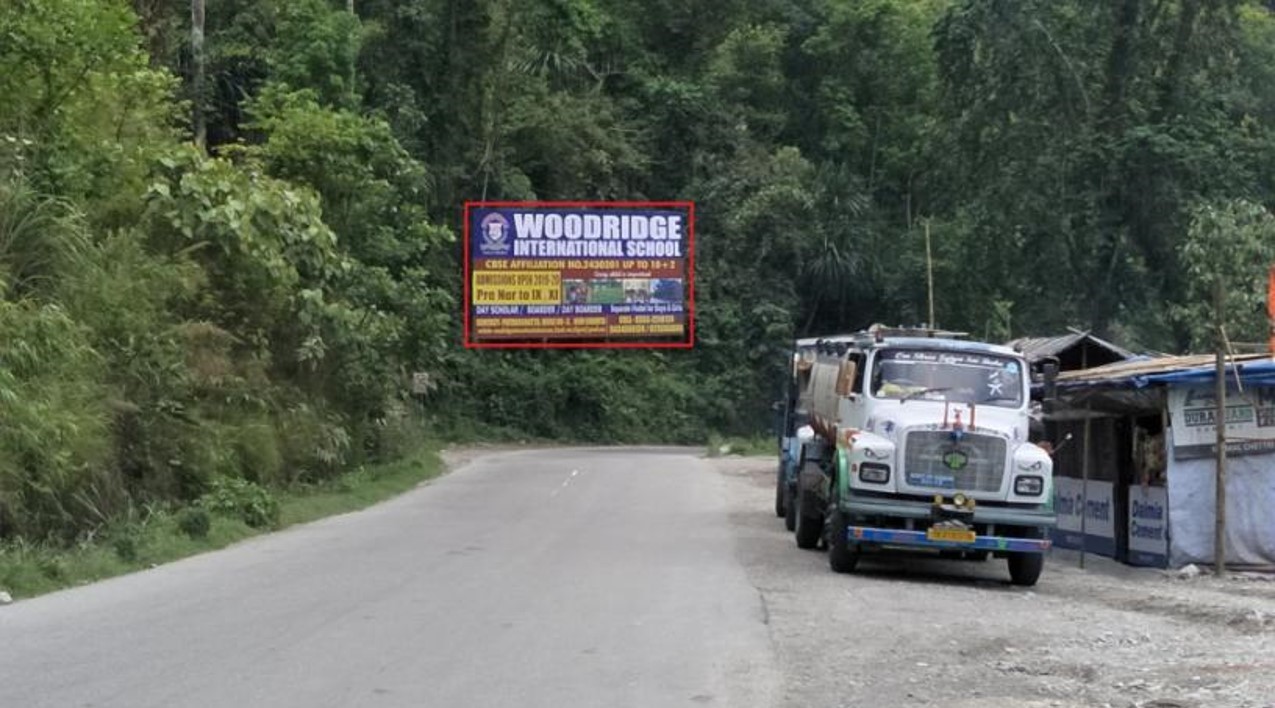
top-left (859, 463), bottom-right (890, 484)
top-left (1014, 475), bottom-right (1044, 496)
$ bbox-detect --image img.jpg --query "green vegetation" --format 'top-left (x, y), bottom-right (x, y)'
top-left (4, 0), bottom-right (1275, 573)
top-left (0, 444), bottom-right (442, 599)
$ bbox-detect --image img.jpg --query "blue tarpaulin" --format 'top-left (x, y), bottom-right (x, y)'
top-left (1139, 359), bottom-right (1275, 387)
top-left (1053, 355), bottom-right (1275, 392)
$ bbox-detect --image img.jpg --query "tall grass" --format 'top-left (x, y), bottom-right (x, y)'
top-left (0, 443), bottom-right (443, 600)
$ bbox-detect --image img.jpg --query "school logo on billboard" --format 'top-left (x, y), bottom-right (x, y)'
top-left (478, 212), bottom-right (512, 256)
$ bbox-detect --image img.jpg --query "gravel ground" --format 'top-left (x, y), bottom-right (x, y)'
top-left (711, 455), bottom-right (1275, 708)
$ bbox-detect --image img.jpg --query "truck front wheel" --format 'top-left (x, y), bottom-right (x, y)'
top-left (794, 484), bottom-right (822, 550)
top-left (1007, 553), bottom-right (1044, 586)
top-left (826, 508), bottom-right (859, 573)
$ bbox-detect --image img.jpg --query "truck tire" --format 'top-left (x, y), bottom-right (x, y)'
top-left (794, 484), bottom-right (822, 550)
top-left (826, 507), bottom-right (859, 573)
top-left (1007, 553), bottom-right (1044, 586)
top-left (784, 488), bottom-right (797, 532)
top-left (774, 466), bottom-right (787, 517)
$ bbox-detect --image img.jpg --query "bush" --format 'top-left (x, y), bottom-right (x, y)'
top-left (0, 298), bottom-right (110, 541)
top-left (111, 533), bottom-right (138, 562)
top-left (274, 403), bottom-right (350, 483)
top-left (233, 420), bottom-right (283, 486)
top-left (199, 477), bottom-right (280, 529)
top-left (366, 398), bottom-right (431, 462)
top-left (175, 506), bottom-right (211, 539)
top-left (38, 554), bottom-right (66, 580)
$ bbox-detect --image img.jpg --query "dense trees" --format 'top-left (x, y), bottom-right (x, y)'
top-left (2, 0), bottom-right (1275, 540)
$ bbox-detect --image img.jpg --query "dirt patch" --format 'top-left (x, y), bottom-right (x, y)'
top-left (712, 453), bottom-right (1275, 708)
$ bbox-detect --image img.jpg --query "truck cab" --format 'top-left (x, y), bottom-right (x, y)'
top-left (790, 326), bottom-right (1057, 586)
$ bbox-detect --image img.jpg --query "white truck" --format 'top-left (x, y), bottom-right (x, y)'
top-left (790, 326), bottom-right (1057, 586)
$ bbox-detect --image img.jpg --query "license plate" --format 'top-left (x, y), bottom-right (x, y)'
top-left (927, 527), bottom-right (976, 544)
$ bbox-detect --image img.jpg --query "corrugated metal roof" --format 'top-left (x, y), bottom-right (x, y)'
top-left (1055, 352), bottom-right (1272, 387)
top-left (1006, 327), bottom-right (1135, 362)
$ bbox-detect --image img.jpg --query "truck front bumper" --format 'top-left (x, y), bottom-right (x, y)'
top-left (839, 493), bottom-right (1056, 554)
top-left (841, 494), bottom-right (1057, 528)
top-left (846, 527), bottom-right (1052, 553)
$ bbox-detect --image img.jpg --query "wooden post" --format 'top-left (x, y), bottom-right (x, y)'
top-left (191, 0), bottom-right (206, 150)
top-left (1080, 403), bottom-right (1091, 570)
top-left (925, 220), bottom-right (935, 328)
top-left (1076, 344), bottom-right (1091, 569)
top-left (1214, 280), bottom-right (1228, 578)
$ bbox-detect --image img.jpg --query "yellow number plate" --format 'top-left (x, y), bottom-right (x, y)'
top-left (927, 527), bottom-right (976, 544)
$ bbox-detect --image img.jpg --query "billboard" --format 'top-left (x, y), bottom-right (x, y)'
top-left (463, 201), bottom-right (694, 348)
top-left (1167, 385), bottom-right (1275, 460)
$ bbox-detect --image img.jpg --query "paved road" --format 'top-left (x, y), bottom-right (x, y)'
top-left (0, 448), bottom-right (779, 708)
top-left (6, 449), bottom-right (1275, 708)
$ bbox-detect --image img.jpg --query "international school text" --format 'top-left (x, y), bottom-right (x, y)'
top-left (509, 213), bottom-right (684, 258)
top-left (465, 203), bottom-right (693, 348)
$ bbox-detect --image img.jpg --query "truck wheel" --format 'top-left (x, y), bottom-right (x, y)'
top-left (827, 508), bottom-right (859, 573)
top-left (784, 487), bottom-right (797, 532)
top-left (1007, 553), bottom-right (1044, 586)
top-left (774, 467), bottom-right (787, 517)
top-left (794, 484), bottom-right (822, 550)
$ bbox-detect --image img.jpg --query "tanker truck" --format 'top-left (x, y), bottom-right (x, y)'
top-left (790, 325), bottom-right (1057, 586)
top-left (775, 335), bottom-right (853, 531)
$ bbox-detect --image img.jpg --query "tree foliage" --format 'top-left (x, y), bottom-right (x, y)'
top-left (1175, 199), bottom-right (1275, 351)
top-left (3, 0), bottom-right (1275, 542)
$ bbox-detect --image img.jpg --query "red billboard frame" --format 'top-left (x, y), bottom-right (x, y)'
top-left (462, 200), bottom-right (696, 349)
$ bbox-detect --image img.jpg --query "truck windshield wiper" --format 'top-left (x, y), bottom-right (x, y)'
top-left (901, 386), bottom-right (951, 403)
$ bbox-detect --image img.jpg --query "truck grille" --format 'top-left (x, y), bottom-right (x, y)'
top-left (903, 430), bottom-right (1007, 493)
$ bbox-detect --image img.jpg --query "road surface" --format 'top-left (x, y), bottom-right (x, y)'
top-left (3, 448), bottom-right (1274, 708)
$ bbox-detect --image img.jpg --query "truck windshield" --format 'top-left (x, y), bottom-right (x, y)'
top-left (870, 348), bottom-right (1024, 408)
